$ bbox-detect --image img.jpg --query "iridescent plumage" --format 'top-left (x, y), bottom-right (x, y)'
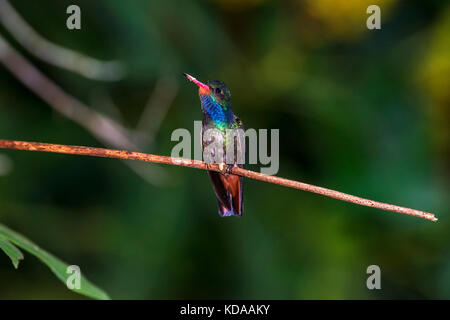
top-left (184, 73), bottom-right (244, 217)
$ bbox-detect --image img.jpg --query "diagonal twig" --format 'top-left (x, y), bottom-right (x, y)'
top-left (136, 76), bottom-right (178, 147)
top-left (0, 33), bottom-right (167, 184)
top-left (0, 139), bottom-right (437, 222)
top-left (0, 0), bottom-right (125, 81)
top-left (0, 33), bottom-right (133, 149)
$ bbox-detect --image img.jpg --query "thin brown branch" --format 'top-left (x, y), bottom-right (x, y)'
top-left (0, 139), bottom-right (437, 222)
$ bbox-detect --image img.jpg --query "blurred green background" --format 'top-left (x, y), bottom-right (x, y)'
top-left (0, 0), bottom-right (448, 299)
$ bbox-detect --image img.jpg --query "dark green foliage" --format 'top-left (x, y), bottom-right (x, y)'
top-left (0, 0), bottom-right (448, 299)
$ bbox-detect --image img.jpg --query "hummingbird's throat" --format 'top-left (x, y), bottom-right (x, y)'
top-left (201, 95), bottom-right (231, 129)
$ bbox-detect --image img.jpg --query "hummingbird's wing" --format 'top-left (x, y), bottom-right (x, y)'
top-left (230, 118), bottom-right (244, 215)
top-left (202, 119), bottom-right (245, 217)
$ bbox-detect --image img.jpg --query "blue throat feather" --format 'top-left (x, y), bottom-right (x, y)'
top-left (201, 95), bottom-right (233, 129)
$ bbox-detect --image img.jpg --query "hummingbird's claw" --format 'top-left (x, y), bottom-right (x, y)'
top-left (218, 163), bottom-right (226, 174)
top-left (217, 163), bottom-right (234, 175)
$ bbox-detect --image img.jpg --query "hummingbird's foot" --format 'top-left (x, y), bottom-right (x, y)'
top-left (218, 163), bottom-right (227, 174)
top-left (217, 163), bottom-right (234, 175)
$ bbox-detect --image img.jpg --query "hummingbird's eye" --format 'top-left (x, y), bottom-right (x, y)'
top-left (215, 88), bottom-right (222, 95)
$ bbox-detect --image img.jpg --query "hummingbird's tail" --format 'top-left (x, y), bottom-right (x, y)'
top-left (217, 200), bottom-right (242, 217)
top-left (208, 171), bottom-right (243, 217)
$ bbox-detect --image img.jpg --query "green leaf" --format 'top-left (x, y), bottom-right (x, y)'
top-left (0, 223), bottom-right (110, 300)
top-left (0, 235), bottom-right (24, 268)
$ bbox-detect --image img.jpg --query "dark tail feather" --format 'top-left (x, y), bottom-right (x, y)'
top-left (208, 171), bottom-right (243, 217)
top-left (217, 200), bottom-right (237, 217)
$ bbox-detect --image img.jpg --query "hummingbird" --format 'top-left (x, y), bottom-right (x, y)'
top-left (184, 73), bottom-right (244, 217)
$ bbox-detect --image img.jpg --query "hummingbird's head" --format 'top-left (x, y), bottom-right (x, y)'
top-left (183, 73), bottom-right (231, 108)
top-left (205, 80), bottom-right (231, 105)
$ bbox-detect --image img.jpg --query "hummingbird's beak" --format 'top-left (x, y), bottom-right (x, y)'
top-left (183, 73), bottom-right (210, 91)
